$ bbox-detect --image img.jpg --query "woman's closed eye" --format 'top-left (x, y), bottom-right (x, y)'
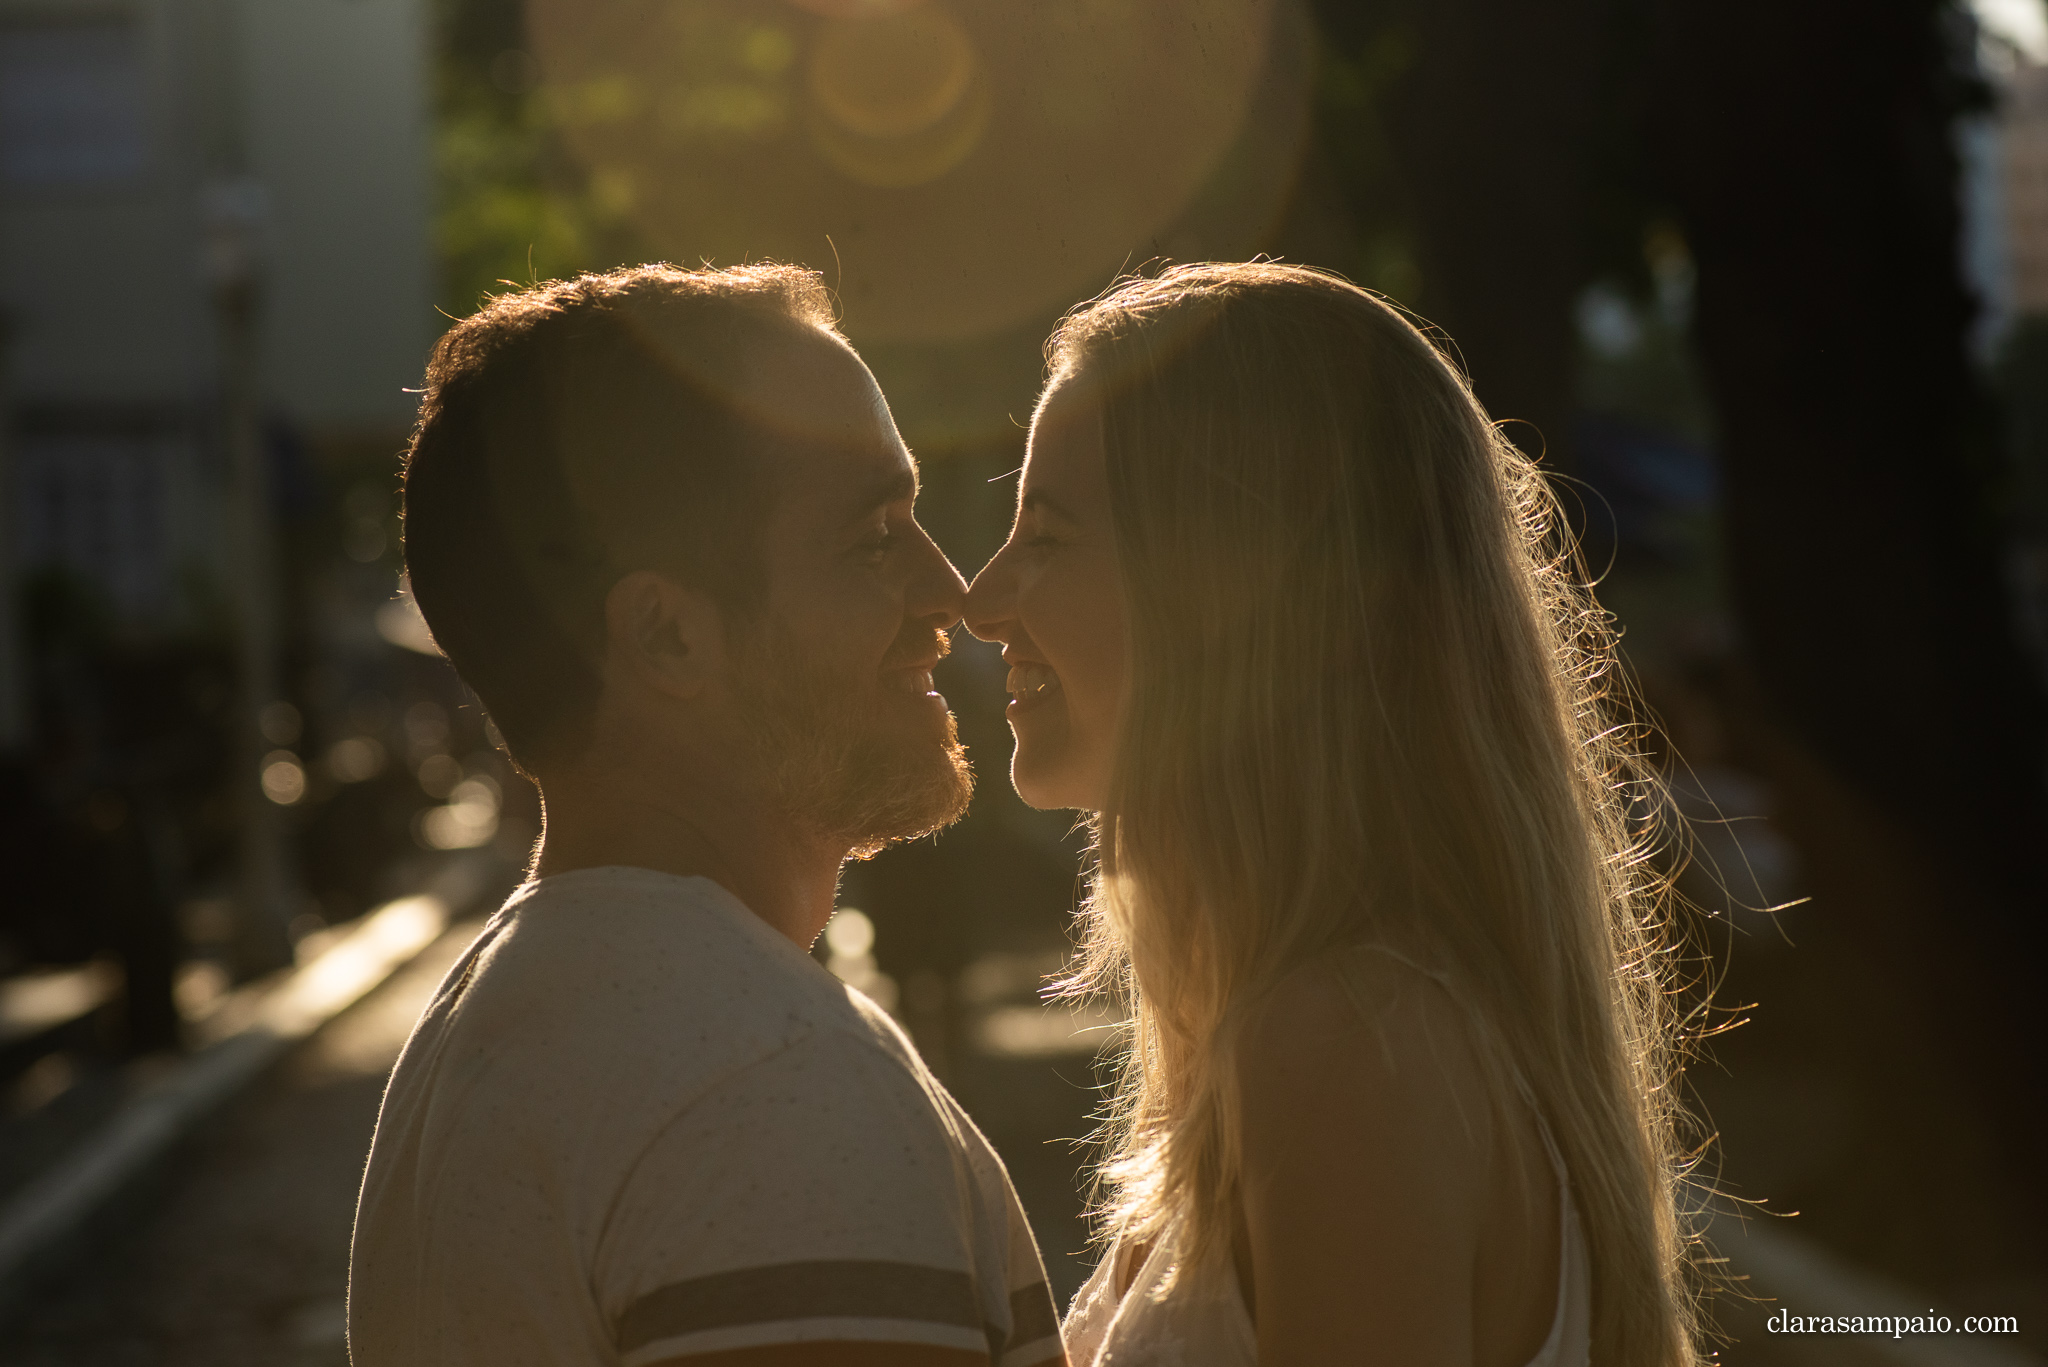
top-left (858, 532), bottom-right (900, 564)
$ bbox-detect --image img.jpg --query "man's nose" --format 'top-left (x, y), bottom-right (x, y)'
top-left (962, 546), bottom-right (1014, 642)
top-left (909, 524), bottom-right (968, 630)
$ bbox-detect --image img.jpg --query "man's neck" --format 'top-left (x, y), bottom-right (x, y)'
top-left (531, 762), bottom-right (846, 950)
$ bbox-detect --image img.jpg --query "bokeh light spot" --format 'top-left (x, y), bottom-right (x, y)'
top-left (742, 24), bottom-right (796, 76)
top-left (262, 751), bottom-right (307, 806)
top-left (824, 907), bottom-right (876, 958)
top-left (785, 0), bottom-right (926, 18)
top-left (328, 736), bottom-right (388, 784)
top-left (549, 75), bottom-right (644, 132)
top-left (659, 80), bottom-right (788, 139)
top-left (417, 775), bottom-right (502, 850)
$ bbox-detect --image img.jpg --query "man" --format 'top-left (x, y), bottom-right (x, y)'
top-left (350, 264), bottom-right (1064, 1367)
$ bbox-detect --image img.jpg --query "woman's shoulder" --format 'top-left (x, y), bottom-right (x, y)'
top-left (1228, 946), bottom-right (1531, 1351)
top-left (1231, 944), bottom-right (1502, 1158)
top-left (1235, 944), bottom-right (1486, 1066)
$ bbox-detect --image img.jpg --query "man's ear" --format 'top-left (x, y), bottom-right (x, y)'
top-left (601, 570), bottom-right (729, 701)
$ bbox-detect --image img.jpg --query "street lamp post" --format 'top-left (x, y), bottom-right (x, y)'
top-left (206, 176), bottom-right (295, 977)
top-left (0, 308), bottom-right (24, 757)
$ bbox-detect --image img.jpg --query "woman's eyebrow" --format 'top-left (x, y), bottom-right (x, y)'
top-left (1021, 489), bottom-right (1078, 522)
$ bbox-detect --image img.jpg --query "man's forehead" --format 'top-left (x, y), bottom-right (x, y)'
top-left (728, 326), bottom-right (894, 446)
top-left (725, 328), bottom-right (917, 520)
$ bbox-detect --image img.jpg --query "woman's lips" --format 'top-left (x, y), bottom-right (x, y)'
top-left (1005, 663), bottom-right (1061, 716)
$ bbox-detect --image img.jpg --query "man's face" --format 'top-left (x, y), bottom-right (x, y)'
top-left (723, 328), bottom-right (973, 855)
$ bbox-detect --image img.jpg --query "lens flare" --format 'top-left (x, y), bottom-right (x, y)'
top-left (526, 0), bottom-right (1310, 346)
top-left (809, 8), bottom-right (974, 139)
top-left (804, 5), bottom-right (989, 187)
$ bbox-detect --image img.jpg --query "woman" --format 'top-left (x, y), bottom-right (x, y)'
top-left (962, 263), bottom-right (1700, 1366)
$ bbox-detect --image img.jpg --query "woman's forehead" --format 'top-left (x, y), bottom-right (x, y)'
top-left (1022, 383), bottom-right (1108, 512)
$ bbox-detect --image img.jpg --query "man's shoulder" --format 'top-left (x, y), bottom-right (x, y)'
top-left (664, 978), bottom-right (960, 1153)
top-left (597, 992), bottom-right (1061, 1367)
top-left (403, 870), bottom-right (878, 1135)
top-left (482, 868), bottom-right (831, 1014)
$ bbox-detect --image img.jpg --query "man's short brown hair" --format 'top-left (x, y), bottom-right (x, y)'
top-left (402, 263), bottom-right (839, 770)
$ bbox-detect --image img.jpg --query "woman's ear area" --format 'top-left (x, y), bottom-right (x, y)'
top-left (601, 569), bottom-right (731, 701)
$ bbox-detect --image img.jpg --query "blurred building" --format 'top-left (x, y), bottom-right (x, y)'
top-left (2002, 61), bottom-right (2048, 316)
top-left (0, 0), bottom-right (433, 734)
top-left (1982, 36), bottom-right (2048, 685)
top-left (0, 0), bottom-right (438, 1021)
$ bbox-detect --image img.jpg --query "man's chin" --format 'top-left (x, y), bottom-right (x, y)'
top-left (835, 732), bottom-right (974, 861)
top-left (772, 708), bottom-right (974, 860)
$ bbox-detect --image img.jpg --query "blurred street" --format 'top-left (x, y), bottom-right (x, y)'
top-left (0, 851), bottom-right (1114, 1365)
top-left (0, 907), bottom-right (486, 1367)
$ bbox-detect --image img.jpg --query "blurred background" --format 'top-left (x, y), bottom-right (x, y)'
top-left (0, 0), bottom-right (2045, 1362)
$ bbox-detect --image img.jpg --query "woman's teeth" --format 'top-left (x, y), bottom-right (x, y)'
top-left (1006, 664), bottom-right (1061, 698)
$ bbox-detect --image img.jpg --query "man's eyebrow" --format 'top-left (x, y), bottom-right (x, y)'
top-left (845, 463), bottom-right (919, 520)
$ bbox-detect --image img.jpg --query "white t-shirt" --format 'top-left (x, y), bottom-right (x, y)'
top-left (349, 866), bottom-right (1062, 1367)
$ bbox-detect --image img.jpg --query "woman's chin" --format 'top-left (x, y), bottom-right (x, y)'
top-left (1016, 788), bottom-right (1096, 813)
top-left (1008, 765), bottom-right (1062, 811)
top-left (1009, 749), bottom-right (1106, 812)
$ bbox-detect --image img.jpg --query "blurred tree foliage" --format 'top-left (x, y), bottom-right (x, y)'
top-left (1304, 20), bottom-right (1423, 305)
top-left (1310, 0), bottom-right (2048, 1255)
top-left (1656, 0), bottom-right (2047, 904)
top-left (1308, 0), bottom-right (1608, 472)
top-left (434, 0), bottom-right (629, 318)
top-left (1312, 0), bottom-right (2043, 855)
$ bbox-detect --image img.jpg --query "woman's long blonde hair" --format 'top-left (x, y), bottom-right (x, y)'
top-left (1056, 263), bottom-right (1700, 1365)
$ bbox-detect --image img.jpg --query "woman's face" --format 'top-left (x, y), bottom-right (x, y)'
top-left (963, 381), bottom-right (1128, 810)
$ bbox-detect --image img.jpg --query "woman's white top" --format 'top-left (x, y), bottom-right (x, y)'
top-left (1061, 1010), bottom-right (1592, 1367)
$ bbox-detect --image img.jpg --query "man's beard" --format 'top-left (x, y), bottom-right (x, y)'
top-left (732, 623), bottom-right (973, 859)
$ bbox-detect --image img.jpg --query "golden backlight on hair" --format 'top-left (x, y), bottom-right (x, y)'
top-left (526, 0), bottom-right (1310, 347)
top-left (1053, 263), bottom-right (1703, 1367)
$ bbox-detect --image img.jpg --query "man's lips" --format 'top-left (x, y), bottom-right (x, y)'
top-left (885, 665), bottom-right (939, 696)
top-left (879, 646), bottom-right (942, 697)
top-left (879, 630), bottom-right (950, 698)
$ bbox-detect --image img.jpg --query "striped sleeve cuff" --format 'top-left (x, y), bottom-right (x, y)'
top-left (618, 1261), bottom-right (1063, 1365)
top-left (999, 1281), bottom-right (1063, 1367)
